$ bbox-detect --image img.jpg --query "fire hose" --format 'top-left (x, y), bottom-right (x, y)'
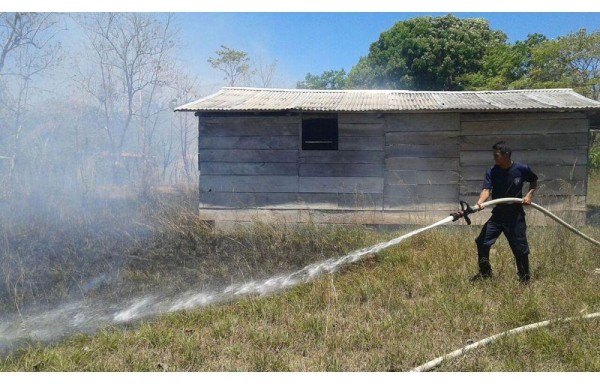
top-left (410, 197), bottom-right (600, 371)
top-left (450, 197), bottom-right (600, 247)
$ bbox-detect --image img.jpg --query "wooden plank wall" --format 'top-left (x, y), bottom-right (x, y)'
top-left (198, 111), bottom-right (590, 226)
top-left (299, 113), bottom-right (385, 210)
top-left (198, 113), bottom-right (385, 211)
top-left (384, 113), bottom-right (461, 212)
top-left (198, 115), bottom-right (300, 208)
top-left (459, 112), bottom-right (589, 223)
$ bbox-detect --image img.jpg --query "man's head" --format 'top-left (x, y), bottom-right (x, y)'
top-left (492, 141), bottom-right (512, 167)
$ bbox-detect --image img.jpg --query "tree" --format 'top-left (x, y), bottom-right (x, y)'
top-left (297, 69), bottom-right (347, 90)
top-left (526, 29), bottom-right (600, 100)
top-left (253, 56), bottom-right (278, 88)
top-left (346, 57), bottom-right (381, 89)
top-left (208, 45), bottom-right (252, 87)
top-left (459, 34), bottom-right (548, 90)
top-left (0, 13), bottom-right (61, 73)
top-left (74, 13), bottom-right (177, 187)
top-left (0, 13), bottom-right (62, 197)
top-left (167, 70), bottom-right (201, 184)
top-left (349, 15), bottom-right (507, 90)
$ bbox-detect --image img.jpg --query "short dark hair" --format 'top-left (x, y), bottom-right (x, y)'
top-left (492, 141), bottom-right (512, 157)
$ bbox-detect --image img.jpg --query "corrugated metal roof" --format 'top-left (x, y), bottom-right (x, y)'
top-left (175, 87), bottom-right (600, 113)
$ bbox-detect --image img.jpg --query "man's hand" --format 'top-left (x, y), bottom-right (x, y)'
top-left (477, 189), bottom-right (491, 210)
top-left (523, 181), bottom-right (537, 205)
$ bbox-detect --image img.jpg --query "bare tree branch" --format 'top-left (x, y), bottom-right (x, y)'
top-left (73, 13), bottom-right (177, 187)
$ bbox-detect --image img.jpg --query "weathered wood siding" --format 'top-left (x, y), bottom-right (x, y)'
top-left (384, 113), bottom-right (461, 212)
top-left (198, 111), bottom-right (590, 226)
top-left (459, 112), bottom-right (589, 224)
top-left (459, 113), bottom-right (589, 197)
top-left (198, 113), bottom-right (385, 210)
top-left (198, 115), bottom-right (300, 208)
top-left (299, 113), bottom-right (384, 210)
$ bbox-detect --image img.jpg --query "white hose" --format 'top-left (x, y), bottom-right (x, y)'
top-left (411, 311), bottom-right (600, 372)
top-left (476, 197), bottom-right (600, 247)
top-left (410, 197), bottom-right (600, 372)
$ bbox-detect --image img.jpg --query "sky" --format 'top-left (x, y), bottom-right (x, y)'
top-left (5, 1), bottom-right (600, 92)
top-left (170, 12), bottom-right (600, 90)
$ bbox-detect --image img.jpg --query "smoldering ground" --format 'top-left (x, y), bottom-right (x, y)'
top-left (0, 186), bottom-right (377, 356)
top-left (0, 12), bottom-right (290, 355)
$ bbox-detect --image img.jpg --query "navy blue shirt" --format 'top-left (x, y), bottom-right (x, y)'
top-left (482, 162), bottom-right (538, 214)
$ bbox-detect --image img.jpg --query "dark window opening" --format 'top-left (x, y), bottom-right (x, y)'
top-left (302, 116), bottom-right (338, 150)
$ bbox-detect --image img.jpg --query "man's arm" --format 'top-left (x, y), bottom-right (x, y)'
top-left (523, 180), bottom-right (537, 205)
top-left (476, 189), bottom-right (491, 210)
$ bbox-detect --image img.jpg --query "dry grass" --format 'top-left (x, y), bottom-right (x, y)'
top-left (0, 179), bottom-right (599, 372)
top-left (586, 172), bottom-right (600, 227)
top-left (589, 172), bottom-right (600, 207)
top-left (0, 187), bottom-right (376, 311)
top-left (1, 221), bottom-right (599, 371)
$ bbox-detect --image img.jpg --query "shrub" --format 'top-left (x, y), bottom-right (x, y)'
top-left (590, 131), bottom-right (600, 173)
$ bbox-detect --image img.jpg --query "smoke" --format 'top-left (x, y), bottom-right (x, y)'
top-left (0, 12), bottom-right (202, 322)
top-left (0, 215), bottom-right (453, 356)
top-left (0, 12), bottom-right (289, 357)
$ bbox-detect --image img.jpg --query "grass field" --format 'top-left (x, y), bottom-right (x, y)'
top-left (0, 177), bottom-right (599, 372)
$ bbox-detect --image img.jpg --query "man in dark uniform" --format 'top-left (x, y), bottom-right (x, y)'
top-left (471, 141), bottom-right (538, 283)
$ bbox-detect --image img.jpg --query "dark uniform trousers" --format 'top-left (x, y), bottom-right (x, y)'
top-left (475, 211), bottom-right (530, 280)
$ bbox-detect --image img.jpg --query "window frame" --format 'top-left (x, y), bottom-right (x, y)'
top-left (301, 114), bottom-right (339, 151)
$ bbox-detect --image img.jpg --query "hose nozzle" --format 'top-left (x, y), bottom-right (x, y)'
top-left (450, 200), bottom-right (475, 225)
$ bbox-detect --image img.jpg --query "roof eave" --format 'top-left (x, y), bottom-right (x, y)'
top-left (176, 107), bottom-right (600, 114)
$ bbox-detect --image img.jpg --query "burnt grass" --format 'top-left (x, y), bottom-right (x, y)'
top-left (4, 173), bottom-right (600, 316)
top-left (0, 189), bottom-right (374, 316)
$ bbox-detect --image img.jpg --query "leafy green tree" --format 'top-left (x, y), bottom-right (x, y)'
top-left (208, 45), bottom-right (252, 87)
top-left (346, 56), bottom-right (384, 89)
top-left (297, 69), bottom-right (347, 90)
top-left (526, 29), bottom-right (600, 99)
top-left (348, 14), bottom-right (507, 90)
top-left (460, 34), bottom-right (548, 90)
top-left (590, 137), bottom-right (600, 173)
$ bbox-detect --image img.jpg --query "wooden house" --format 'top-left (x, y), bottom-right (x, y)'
top-left (175, 87), bottom-right (600, 227)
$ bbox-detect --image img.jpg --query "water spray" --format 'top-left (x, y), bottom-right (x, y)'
top-left (0, 198), bottom-right (598, 360)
